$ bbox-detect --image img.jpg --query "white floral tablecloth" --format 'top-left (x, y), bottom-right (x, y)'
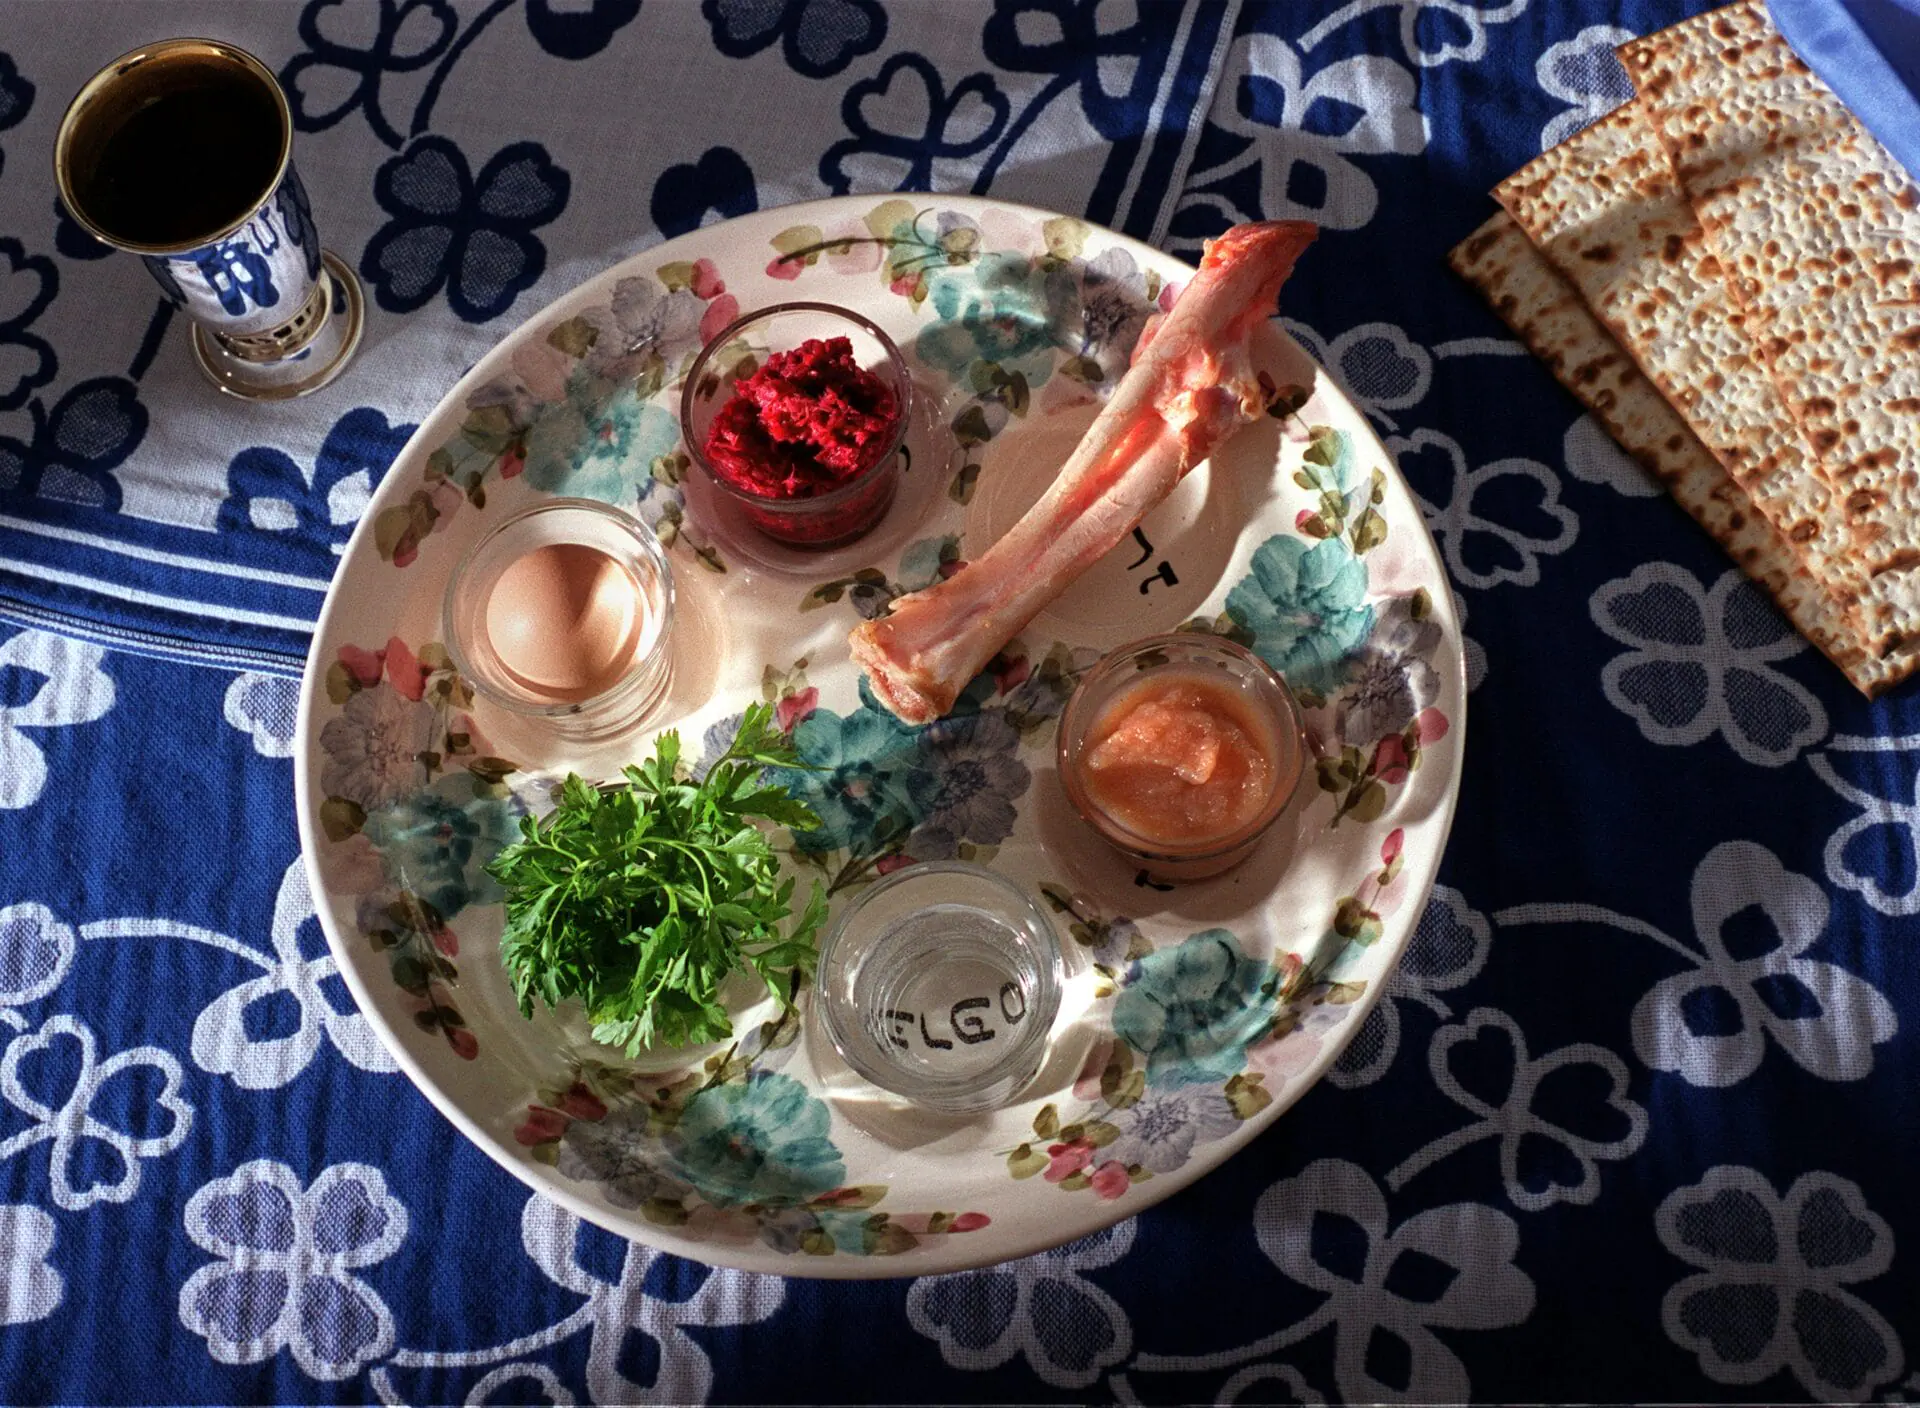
top-left (2, 1), bottom-right (1916, 1403)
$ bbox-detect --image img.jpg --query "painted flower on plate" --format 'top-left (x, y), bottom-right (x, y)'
top-left (1251, 1000), bottom-right (1348, 1086)
top-left (558, 1106), bottom-right (695, 1210)
top-left (609, 274), bottom-right (710, 368)
top-left (1226, 535), bottom-right (1374, 697)
top-left (1335, 592), bottom-right (1442, 744)
top-left (666, 1072), bottom-right (846, 1208)
top-left (906, 709), bottom-right (1030, 858)
top-left (523, 377), bottom-right (678, 504)
top-left (1112, 929), bottom-right (1276, 1087)
top-left (874, 206), bottom-right (982, 288)
top-left (1087, 1162), bottom-right (1130, 1199)
top-left (775, 703), bottom-right (922, 855)
top-left (1072, 246), bottom-right (1152, 378)
top-left (318, 681), bottom-right (436, 811)
top-left (917, 251), bottom-right (1065, 390)
top-left (1107, 1084), bottom-right (1239, 1174)
top-left (1001, 644), bottom-right (1102, 730)
top-left (360, 772), bottom-right (521, 921)
top-left (895, 533), bottom-right (959, 593)
top-left (1085, 914), bottom-right (1146, 969)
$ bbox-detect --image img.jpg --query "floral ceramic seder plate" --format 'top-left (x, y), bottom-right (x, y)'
top-left (296, 195), bottom-right (1466, 1277)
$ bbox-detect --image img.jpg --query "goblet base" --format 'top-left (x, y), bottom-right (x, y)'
top-left (191, 249), bottom-right (366, 401)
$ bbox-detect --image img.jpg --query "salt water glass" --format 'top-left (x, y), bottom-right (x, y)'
top-left (815, 861), bottom-right (1063, 1114)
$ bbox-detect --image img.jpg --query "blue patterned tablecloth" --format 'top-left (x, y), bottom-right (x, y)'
top-left (3, 1), bottom-right (1918, 1403)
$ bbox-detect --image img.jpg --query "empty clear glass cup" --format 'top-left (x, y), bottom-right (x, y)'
top-left (815, 862), bottom-right (1062, 1114)
top-left (443, 498), bottom-right (674, 743)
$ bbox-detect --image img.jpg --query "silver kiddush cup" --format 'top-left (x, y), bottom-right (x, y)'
top-left (54, 38), bottom-right (365, 401)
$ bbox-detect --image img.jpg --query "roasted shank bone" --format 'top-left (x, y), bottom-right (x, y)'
top-left (849, 220), bottom-right (1317, 724)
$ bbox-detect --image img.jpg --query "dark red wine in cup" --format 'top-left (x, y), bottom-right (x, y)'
top-left (66, 51), bottom-right (283, 249)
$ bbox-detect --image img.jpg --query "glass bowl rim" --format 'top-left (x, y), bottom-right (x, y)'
top-left (1056, 631), bottom-right (1307, 862)
top-left (813, 859), bottom-right (1064, 1105)
top-left (676, 300), bottom-right (914, 515)
top-left (441, 495), bottom-right (675, 719)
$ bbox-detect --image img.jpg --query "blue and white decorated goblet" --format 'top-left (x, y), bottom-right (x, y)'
top-left (54, 37), bottom-right (364, 400)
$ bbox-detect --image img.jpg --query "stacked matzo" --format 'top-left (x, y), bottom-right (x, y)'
top-left (1450, 0), bottom-right (1920, 696)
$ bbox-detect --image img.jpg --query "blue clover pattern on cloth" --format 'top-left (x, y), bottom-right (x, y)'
top-left (3, 1), bottom-right (1920, 1404)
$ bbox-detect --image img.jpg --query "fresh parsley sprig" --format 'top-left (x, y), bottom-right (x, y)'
top-left (488, 703), bottom-right (827, 1055)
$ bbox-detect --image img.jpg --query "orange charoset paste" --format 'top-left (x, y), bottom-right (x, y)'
top-left (1081, 673), bottom-right (1279, 845)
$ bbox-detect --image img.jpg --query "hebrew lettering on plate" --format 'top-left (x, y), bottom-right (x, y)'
top-left (1125, 527), bottom-right (1179, 594)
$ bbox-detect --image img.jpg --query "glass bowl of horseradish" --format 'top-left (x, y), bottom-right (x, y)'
top-left (678, 301), bottom-right (911, 550)
top-left (1056, 633), bottom-right (1307, 882)
top-left (443, 498), bottom-right (675, 743)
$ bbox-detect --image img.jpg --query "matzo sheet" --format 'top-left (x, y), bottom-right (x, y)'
top-left (1447, 211), bottom-right (1906, 695)
top-left (1492, 101), bottom-right (1885, 652)
top-left (1621, 1), bottom-right (1920, 644)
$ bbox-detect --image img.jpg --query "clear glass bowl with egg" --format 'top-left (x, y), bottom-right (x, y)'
top-left (678, 301), bottom-right (911, 550)
top-left (444, 497), bottom-right (674, 742)
top-left (1057, 633), bottom-right (1306, 882)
